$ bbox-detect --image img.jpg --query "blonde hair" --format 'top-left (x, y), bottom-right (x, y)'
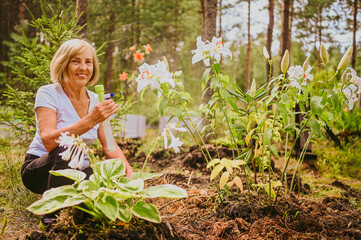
top-left (50, 39), bottom-right (99, 86)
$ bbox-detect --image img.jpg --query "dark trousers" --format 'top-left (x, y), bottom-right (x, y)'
top-left (21, 146), bottom-right (93, 194)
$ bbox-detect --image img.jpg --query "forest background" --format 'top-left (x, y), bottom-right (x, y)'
top-left (0, 0), bottom-right (360, 127)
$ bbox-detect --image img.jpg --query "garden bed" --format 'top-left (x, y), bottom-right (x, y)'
top-left (22, 143), bottom-right (361, 240)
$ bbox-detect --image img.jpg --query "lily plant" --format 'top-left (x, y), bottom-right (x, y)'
top-left (135, 36), bottom-right (358, 205)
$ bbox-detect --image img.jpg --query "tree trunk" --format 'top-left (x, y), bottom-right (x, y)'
top-left (266, 0), bottom-right (274, 83)
top-left (104, 11), bottom-right (116, 93)
top-left (246, 0), bottom-right (251, 90)
top-left (76, 0), bottom-right (88, 38)
top-left (201, 0), bottom-right (217, 142)
top-left (174, 0), bottom-right (179, 68)
top-left (280, 0), bottom-right (291, 73)
top-left (218, 0), bottom-right (222, 37)
top-left (352, 0), bottom-right (358, 69)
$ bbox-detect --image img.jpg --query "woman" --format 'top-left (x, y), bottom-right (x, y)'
top-left (21, 39), bottom-right (133, 195)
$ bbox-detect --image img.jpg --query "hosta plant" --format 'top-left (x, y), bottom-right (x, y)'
top-left (27, 134), bottom-right (188, 224)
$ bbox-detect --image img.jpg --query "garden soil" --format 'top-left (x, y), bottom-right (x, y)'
top-left (23, 142), bottom-right (361, 240)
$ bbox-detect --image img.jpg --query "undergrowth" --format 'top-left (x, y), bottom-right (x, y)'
top-left (0, 137), bottom-right (37, 211)
top-left (315, 137), bottom-right (361, 180)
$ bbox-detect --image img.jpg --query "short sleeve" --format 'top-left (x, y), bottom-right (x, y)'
top-left (34, 85), bottom-right (59, 112)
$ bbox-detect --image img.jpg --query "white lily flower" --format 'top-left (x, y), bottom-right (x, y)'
top-left (168, 131), bottom-right (183, 153)
top-left (154, 61), bottom-right (175, 88)
top-left (348, 67), bottom-right (361, 94)
top-left (209, 36), bottom-right (232, 63)
top-left (302, 65), bottom-right (314, 82)
top-left (191, 36), bottom-right (211, 66)
top-left (136, 63), bottom-right (159, 92)
top-left (343, 84), bottom-right (358, 110)
top-left (287, 66), bottom-right (303, 80)
top-left (161, 122), bottom-right (187, 153)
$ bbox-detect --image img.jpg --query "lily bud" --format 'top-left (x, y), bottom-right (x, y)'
top-left (302, 57), bottom-right (310, 72)
top-left (263, 46), bottom-right (270, 59)
top-left (320, 44), bottom-right (329, 65)
top-left (250, 79), bottom-right (257, 98)
top-left (337, 46), bottom-right (353, 70)
top-left (281, 50), bottom-right (289, 74)
top-left (163, 56), bottom-right (170, 70)
top-left (341, 70), bottom-right (348, 84)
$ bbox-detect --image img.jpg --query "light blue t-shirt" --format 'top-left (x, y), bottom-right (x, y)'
top-left (27, 83), bottom-right (100, 168)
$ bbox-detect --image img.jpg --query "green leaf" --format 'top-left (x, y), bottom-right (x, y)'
top-left (174, 105), bottom-right (183, 119)
top-left (310, 119), bottom-right (321, 137)
top-left (140, 185), bottom-right (188, 199)
top-left (96, 194), bottom-right (118, 221)
top-left (62, 194), bottom-right (87, 208)
top-left (118, 204), bottom-right (132, 223)
top-left (263, 128), bottom-right (273, 145)
top-left (78, 180), bottom-right (100, 199)
top-left (49, 169), bottom-right (86, 183)
top-left (131, 201), bottom-right (161, 223)
top-left (119, 178), bottom-right (144, 192)
top-left (43, 185), bottom-right (78, 199)
top-left (27, 195), bottom-right (67, 215)
top-left (212, 63), bottom-right (220, 76)
top-left (202, 68), bottom-right (212, 91)
top-left (158, 97), bottom-right (169, 115)
top-left (96, 158), bottom-right (125, 182)
top-left (270, 144), bottom-right (279, 157)
top-left (131, 172), bottom-right (163, 181)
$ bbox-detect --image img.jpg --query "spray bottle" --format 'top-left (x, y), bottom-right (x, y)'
top-left (95, 85), bottom-right (116, 152)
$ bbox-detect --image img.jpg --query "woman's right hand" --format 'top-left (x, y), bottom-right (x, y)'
top-left (88, 99), bottom-right (119, 124)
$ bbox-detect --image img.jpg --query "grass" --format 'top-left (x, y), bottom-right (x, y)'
top-left (0, 138), bottom-right (37, 211)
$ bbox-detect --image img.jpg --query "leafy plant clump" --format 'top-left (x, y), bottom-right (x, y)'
top-left (27, 158), bottom-right (187, 223)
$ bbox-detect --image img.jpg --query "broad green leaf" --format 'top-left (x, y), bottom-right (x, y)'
top-left (210, 164), bottom-right (224, 181)
top-left (78, 180), bottom-right (100, 199)
top-left (118, 204), bottom-right (132, 223)
top-left (310, 119), bottom-right (321, 137)
top-left (43, 185), bottom-right (78, 199)
top-left (62, 194), bottom-right (87, 208)
top-left (27, 195), bottom-right (67, 215)
top-left (219, 172), bottom-right (230, 189)
top-left (96, 158), bottom-right (125, 182)
top-left (131, 172), bottom-right (163, 181)
top-left (119, 178), bottom-right (144, 192)
top-left (174, 105), bottom-right (183, 119)
top-left (263, 128), bottom-right (273, 145)
top-left (270, 144), bottom-right (279, 158)
top-left (49, 169), bottom-right (86, 183)
top-left (103, 188), bottom-right (134, 200)
top-left (207, 158), bottom-right (221, 169)
top-left (140, 185), bottom-right (188, 199)
top-left (158, 97), bottom-right (169, 115)
top-left (131, 201), bottom-right (161, 223)
top-left (96, 194), bottom-right (118, 221)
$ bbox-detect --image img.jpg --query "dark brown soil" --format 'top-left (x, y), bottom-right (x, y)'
top-left (24, 143), bottom-right (361, 240)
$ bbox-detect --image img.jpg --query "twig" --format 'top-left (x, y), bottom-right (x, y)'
top-left (187, 171), bottom-right (194, 185)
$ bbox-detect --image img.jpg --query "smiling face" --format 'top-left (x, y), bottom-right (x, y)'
top-left (66, 47), bottom-right (94, 87)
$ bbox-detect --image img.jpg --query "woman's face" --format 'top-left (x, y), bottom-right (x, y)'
top-left (67, 47), bottom-right (94, 87)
